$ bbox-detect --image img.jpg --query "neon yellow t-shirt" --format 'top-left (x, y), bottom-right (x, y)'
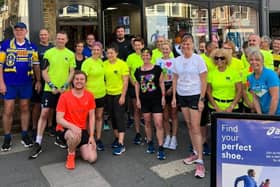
top-left (81, 57), bottom-right (106, 99)
top-left (228, 57), bottom-right (245, 75)
top-left (200, 53), bottom-right (216, 73)
top-left (241, 68), bottom-right (253, 107)
top-left (241, 50), bottom-right (274, 71)
top-left (126, 53), bottom-right (143, 82)
top-left (43, 47), bottom-right (75, 91)
top-left (104, 58), bottom-right (129, 95)
top-left (207, 67), bottom-right (241, 110)
top-left (151, 48), bottom-right (174, 65)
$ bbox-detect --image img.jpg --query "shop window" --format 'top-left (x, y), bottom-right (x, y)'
top-left (211, 5), bottom-right (258, 50)
top-left (145, 3), bottom-right (208, 48)
top-left (171, 3), bottom-right (181, 17)
top-left (157, 5), bottom-right (166, 14)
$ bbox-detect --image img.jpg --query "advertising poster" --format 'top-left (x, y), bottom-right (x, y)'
top-left (212, 113), bottom-right (280, 187)
top-left (146, 16), bottom-right (168, 46)
top-left (118, 16), bottom-right (130, 34)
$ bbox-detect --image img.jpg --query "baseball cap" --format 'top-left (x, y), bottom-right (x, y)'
top-left (14, 22), bottom-right (27, 29)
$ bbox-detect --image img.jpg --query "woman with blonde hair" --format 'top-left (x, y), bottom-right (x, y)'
top-left (207, 48), bottom-right (242, 113)
top-left (156, 40), bottom-right (178, 150)
top-left (81, 41), bottom-right (106, 151)
top-left (172, 33), bottom-right (207, 178)
top-left (247, 47), bottom-right (280, 115)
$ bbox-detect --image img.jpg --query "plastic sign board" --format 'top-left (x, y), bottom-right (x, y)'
top-left (211, 113), bottom-right (280, 187)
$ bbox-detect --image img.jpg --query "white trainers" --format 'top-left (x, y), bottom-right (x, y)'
top-left (169, 136), bottom-right (177, 150)
top-left (163, 135), bottom-right (171, 148)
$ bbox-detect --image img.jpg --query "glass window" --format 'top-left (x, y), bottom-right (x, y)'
top-left (66, 5), bottom-right (79, 14)
top-left (145, 3), bottom-right (209, 49)
top-left (157, 5), bottom-right (166, 14)
top-left (171, 3), bottom-right (180, 16)
top-left (211, 5), bottom-right (258, 50)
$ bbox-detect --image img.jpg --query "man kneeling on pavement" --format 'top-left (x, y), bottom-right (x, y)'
top-left (56, 70), bottom-right (97, 169)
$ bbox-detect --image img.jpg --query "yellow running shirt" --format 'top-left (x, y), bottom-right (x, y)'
top-left (43, 47), bottom-right (75, 92)
top-left (126, 52), bottom-right (143, 82)
top-left (241, 50), bottom-right (274, 71)
top-left (104, 58), bottom-right (129, 95)
top-left (200, 53), bottom-right (216, 73)
top-left (81, 57), bottom-right (106, 99)
top-left (207, 67), bottom-right (241, 110)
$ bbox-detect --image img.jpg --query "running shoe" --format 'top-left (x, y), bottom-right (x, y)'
top-left (183, 154), bottom-right (199, 165)
top-left (65, 154), bottom-right (75, 170)
top-left (194, 163), bottom-right (205, 178)
top-left (163, 135), bottom-right (171, 148)
top-left (133, 133), bottom-right (142, 145)
top-left (54, 137), bottom-right (67, 149)
top-left (127, 118), bottom-right (134, 128)
top-left (1, 138), bottom-right (11, 152)
top-left (157, 147), bottom-right (166, 160)
top-left (203, 143), bottom-right (211, 155)
top-left (47, 127), bottom-right (56, 137)
top-left (113, 143), bottom-right (126, 155)
top-left (169, 136), bottom-right (177, 150)
top-left (111, 138), bottom-right (119, 148)
top-left (96, 140), bottom-right (105, 151)
top-left (21, 135), bottom-right (33, 148)
top-left (103, 121), bottom-right (111, 131)
top-left (146, 141), bottom-right (155, 154)
top-left (29, 143), bottom-right (42, 159)
top-left (189, 144), bottom-right (194, 153)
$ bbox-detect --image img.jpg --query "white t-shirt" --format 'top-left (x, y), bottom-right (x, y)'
top-left (172, 53), bottom-right (207, 96)
top-left (156, 58), bottom-right (175, 83)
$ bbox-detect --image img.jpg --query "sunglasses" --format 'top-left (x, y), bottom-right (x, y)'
top-left (214, 56), bottom-right (226, 61)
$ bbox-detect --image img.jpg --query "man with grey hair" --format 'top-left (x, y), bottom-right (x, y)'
top-left (241, 34), bottom-right (274, 70)
top-left (260, 35), bottom-right (271, 51)
top-left (151, 35), bottom-right (174, 64)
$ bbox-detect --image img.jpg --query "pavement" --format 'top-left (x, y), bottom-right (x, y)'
top-left (0, 116), bottom-right (211, 187)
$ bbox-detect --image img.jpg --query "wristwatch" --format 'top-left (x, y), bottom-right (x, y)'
top-left (199, 97), bottom-right (205, 102)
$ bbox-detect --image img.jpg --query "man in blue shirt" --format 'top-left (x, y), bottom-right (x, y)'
top-left (0, 22), bottom-right (41, 151)
top-left (82, 34), bottom-right (95, 58)
top-left (234, 169), bottom-right (258, 187)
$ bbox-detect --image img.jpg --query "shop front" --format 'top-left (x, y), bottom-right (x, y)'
top-left (0, 0), bottom-right (263, 50)
top-left (143, 1), bottom-right (260, 50)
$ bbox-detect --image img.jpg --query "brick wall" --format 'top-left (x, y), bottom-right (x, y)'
top-left (43, 0), bottom-right (57, 42)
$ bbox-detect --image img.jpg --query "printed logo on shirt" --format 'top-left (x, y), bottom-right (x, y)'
top-left (140, 74), bottom-right (156, 93)
top-left (6, 53), bottom-right (16, 66)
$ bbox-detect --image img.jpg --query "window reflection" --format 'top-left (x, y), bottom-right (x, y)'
top-left (145, 3), bottom-right (209, 48)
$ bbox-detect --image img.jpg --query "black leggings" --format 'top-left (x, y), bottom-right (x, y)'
top-left (106, 94), bottom-right (126, 133)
